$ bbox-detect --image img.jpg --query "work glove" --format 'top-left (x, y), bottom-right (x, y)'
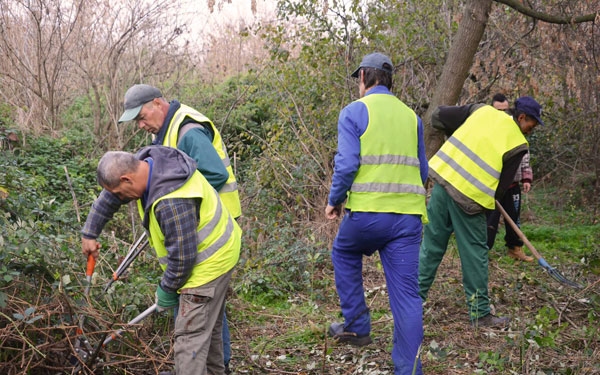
top-left (155, 284), bottom-right (179, 313)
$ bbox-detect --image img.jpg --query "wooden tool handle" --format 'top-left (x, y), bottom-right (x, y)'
top-left (494, 199), bottom-right (542, 260)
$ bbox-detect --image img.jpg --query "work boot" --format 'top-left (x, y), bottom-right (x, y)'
top-left (328, 322), bottom-right (372, 347)
top-left (508, 246), bottom-right (534, 262)
top-left (471, 314), bottom-right (510, 328)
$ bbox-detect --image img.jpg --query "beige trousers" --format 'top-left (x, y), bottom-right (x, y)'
top-left (174, 269), bottom-right (232, 375)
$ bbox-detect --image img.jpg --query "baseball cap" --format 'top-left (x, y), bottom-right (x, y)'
top-left (351, 52), bottom-right (393, 78)
top-left (118, 84), bottom-right (163, 123)
top-left (514, 96), bottom-right (544, 126)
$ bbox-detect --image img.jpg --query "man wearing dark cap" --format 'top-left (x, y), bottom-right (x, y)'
top-left (325, 52), bottom-right (428, 375)
top-left (419, 95), bottom-right (544, 328)
top-left (82, 84), bottom-right (241, 374)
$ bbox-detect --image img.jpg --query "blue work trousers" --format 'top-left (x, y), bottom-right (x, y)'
top-left (331, 211), bottom-right (424, 375)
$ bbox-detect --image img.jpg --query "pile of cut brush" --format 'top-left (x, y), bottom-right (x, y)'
top-left (0, 276), bottom-right (172, 375)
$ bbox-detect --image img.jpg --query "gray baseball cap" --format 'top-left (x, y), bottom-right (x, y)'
top-left (351, 52), bottom-right (393, 78)
top-left (118, 84), bottom-right (163, 123)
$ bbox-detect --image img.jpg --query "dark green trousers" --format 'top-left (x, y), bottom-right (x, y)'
top-left (418, 183), bottom-right (490, 320)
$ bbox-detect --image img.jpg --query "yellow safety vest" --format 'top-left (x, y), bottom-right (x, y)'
top-left (429, 106), bottom-right (527, 210)
top-left (346, 94), bottom-right (428, 223)
top-left (163, 104), bottom-right (242, 218)
top-left (138, 171), bottom-right (241, 291)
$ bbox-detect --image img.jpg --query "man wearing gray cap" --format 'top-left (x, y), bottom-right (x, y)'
top-left (82, 84), bottom-right (240, 374)
top-left (325, 52), bottom-right (428, 375)
top-left (419, 96), bottom-right (543, 328)
top-left (117, 84), bottom-right (241, 220)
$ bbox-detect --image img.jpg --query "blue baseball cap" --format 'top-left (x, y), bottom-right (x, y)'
top-left (351, 52), bottom-right (393, 78)
top-left (515, 96), bottom-right (544, 126)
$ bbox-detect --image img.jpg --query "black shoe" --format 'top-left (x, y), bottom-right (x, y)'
top-left (471, 314), bottom-right (510, 328)
top-left (328, 322), bottom-right (372, 347)
top-left (225, 363), bottom-right (231, 375)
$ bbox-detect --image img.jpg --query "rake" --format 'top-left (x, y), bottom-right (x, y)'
top-left (495, 200), bottom-right (584, 289)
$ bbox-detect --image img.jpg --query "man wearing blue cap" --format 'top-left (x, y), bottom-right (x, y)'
top-left (419, 95), bottom-right (543, 328)
top-left (325, 52), bottom-right (428, 375)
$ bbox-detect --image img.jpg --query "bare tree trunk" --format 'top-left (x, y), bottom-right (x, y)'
top-left (424, 0), bottom-right (493, 158)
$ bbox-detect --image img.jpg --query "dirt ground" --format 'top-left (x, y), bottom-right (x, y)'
top-left (227, 250), bottom-right (599, 375)
top-left (1, 246), bottom-right (597, 375)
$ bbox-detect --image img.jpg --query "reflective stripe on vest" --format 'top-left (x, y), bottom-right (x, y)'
top-left (429, 106), bottom-right (527, 209)
top-left (350, 182), bottom-right (426, 195)
top-left (194, 215), bottom-right (235, 265)
top-left (360, 154), bottom-right (421, 167)
top-left (139, 170), bottom-right (240, 289)
top-left (163, 104), bottom-right (242, 218)
top-left (155, 188), bottom-right (232, 267)
top-left (345, 93), bottom-right (427, 222)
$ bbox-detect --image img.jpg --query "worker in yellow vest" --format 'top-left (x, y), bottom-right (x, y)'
top-left (325, 52), bottom-right (428, 375)
top-left (419, 96), bottom-right (544, 328)
top-left (118, 84), bottom-right (241, 219)
top-left (82, 146), bottom-right (241, 375)
top-left (117, 84), bottom-right (240, 373)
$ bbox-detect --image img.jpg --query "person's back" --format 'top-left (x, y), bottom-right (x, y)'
top-left (325, 52), bottom-right (427, 375)
top-left (429, 104), bottom-right (528, 213)
top-left (345, 93), bottom-right (426, 215)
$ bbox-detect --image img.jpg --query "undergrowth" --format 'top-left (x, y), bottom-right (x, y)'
top-left (0, 134), bottom-right (598, 374)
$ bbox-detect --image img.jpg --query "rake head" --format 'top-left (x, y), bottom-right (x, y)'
top-left (538, 258), bottom-right (585, 289)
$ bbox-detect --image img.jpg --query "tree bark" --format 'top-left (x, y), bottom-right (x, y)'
top-left (423, 0), bottom-right (598, 158)
top-left (423, 0), bottom-right (493, 158)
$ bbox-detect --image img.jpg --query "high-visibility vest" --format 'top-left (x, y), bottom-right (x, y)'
top-left (345, 94), bottom-right (428, 223)
top-left (429, 105), bottom-right (527, 210)
top-left (138, 171), bottom-right (241, 290)
top-left (163, 104), bottom-right (242, 218)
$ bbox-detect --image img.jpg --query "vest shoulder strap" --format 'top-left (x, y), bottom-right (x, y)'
top-left (178, 122), bottom-right (210, 145)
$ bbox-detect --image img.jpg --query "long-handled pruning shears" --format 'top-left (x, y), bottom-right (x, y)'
top-left (84, 255), bottom-right (96, 296)
top-left (72, 235), bottom-right (154, 371)
top-left (102, 303), bottom-right (158, 347)
top-left (104, 232), bottom-right (149, 292)
top-left (71, 255), bottom-right (97, 371)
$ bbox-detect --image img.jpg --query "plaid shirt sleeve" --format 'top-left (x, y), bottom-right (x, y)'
top-left (520, 151), bottom-right (533, 183)
top-left (154, 197), bottom-right (200, 293)
top-left (81, 189), bottom-right (128, 239)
